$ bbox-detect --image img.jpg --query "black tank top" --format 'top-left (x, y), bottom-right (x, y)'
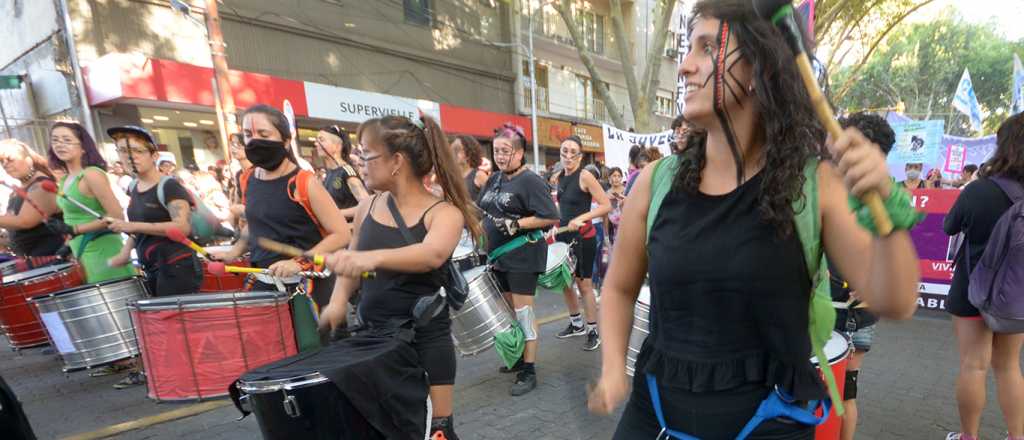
top-left (357, 194), bottom-right (443, 327)
top-left (642, 171), bottom-right (825, 401)
top-left (245, 168), bottom-right (324, 268)
top-left (8, 176), bottom-right (64, 257)
top-left (464, 169), bottom-right (480, 203)
top-left (557, 168), bottom-right (590, 226)
top-left (324, 164), bottom-right (361, 209)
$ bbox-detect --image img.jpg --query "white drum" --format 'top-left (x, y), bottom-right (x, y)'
top-left (544, 242), bottom-right (572, 275)
top-left (626, 285), bottom-right (651, 376)
top-left (537, 242), bottom-right (575, 291)
top-left (449, 266), bottom-right (516, 356)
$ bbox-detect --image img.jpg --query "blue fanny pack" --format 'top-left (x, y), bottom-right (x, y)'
top-left (646, 373), bottom-right (830, 440)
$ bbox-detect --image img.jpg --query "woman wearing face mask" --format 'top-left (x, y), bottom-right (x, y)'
top-left (477, 123), bottom-right (559, 396)
top-left (319, 114), bottom-right (481, 440)
top-left (450, 134), bottom-right (488, 203)
top-left (588, 1), bottom-right (921, 438)
top-left (316, 125), bottom-right (369, 219)
top-left (210, 104), bottom-right (350, 309)
top-left (47, 122), bottom-right (135, 283)
top-left (0, 139), bottom-right (64, 257)
top-left (552, 136), bottom-right (611, 352)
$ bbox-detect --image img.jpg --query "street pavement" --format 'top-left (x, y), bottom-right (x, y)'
top-left (3, 299), bottom-right (1021, 439)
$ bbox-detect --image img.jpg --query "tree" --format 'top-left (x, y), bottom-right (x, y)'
top-left (834, 8), bottom-right (1024, 135)
top-left (550, 0), bottom-right (675, 131)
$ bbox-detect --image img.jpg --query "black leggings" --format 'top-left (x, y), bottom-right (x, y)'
top-left (613, 372), bottom-right (814, 440)
top-left (412, 309), bottom-right (456, 386)
top-left (143, 253), bottom-right (202, 297)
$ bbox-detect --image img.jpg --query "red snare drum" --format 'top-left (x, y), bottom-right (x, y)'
top-left (813, 331), bottom-right (851, 440)
top-left (200, 247), bottom-right (250, 292)
top-left (0, 263), bottom-right (84, 348)
top-left (129, 291), bottom-right (297, 401)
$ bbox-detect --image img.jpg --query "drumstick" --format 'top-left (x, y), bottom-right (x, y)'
top-left (235, 238), bottom-right (376, 280)
top-left (0, 182), bottom-right (49, 218)
top-left (166, 227), bottom-right (212, 259)
top-left (39, 181), bottom-right (104, 220)
top-left (207, 262), bottom-right (340, 279)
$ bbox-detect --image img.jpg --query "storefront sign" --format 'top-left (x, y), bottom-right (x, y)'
top-left (304, 82), bottom-right (440, 124)
top-left (538, 118), bottom-right (604, 152)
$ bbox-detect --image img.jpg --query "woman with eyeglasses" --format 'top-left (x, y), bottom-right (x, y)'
top-left (47, 122), bottom-right (135, 283)
top-left (316, 125), bottom-right (369, 218)
top-left (477, 123), bottom-right (559, 396)
top-left (0, 139), bottom-right (64, 257)
top-left (552, 136), bottom-right (612, 351)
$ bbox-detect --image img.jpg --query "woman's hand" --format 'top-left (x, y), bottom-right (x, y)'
top-left (325, 250), bottom-right (377, 279)
top-left (267, 259), bottom-right (302, 278)
top-left (587, 371), bottom-right (630, 415)
top-left (318, 301), bottom-right (348, 332)
top-left (830, 127), bottom-right (893, 199)
top-left (107, 252), bottom-right (131, 268)
top-left (104, 217), bottom-right (134, 234)
top-left (208, 249), bottom-right (241, 262)
top-left (568, 218), bottom-right (586, 231)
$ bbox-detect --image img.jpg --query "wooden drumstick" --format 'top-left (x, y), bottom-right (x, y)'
top-left (254, 237), bottom-right (375, 279)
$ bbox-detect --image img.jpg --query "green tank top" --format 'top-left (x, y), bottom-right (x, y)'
top-left (58, 167), bottom-right (136, 283)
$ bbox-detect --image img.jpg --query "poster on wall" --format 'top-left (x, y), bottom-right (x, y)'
top-left (909, 188), bottom-right (961, 311)
top-left (887, 120), bottom-right (945, 180)
top-left (602, 125), bottom-right (675, 172)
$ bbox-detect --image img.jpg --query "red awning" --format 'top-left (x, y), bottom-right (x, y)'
top-left (440, 103), bottom-right (531, 142)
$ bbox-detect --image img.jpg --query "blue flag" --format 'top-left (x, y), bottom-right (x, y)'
top-left (952, 68), bottom-right (984, 132)
top-left (1013, 54), bottom-right (1024, 115)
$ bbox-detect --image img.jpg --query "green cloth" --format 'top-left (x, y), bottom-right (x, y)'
top-left (847, 184), bottom-right (925, 235)
top-left (291, 294), bottom-right (321, 353)
top-left (487, 230), bottom-right (544, 263)
top-left (58, 168), bottom-right (136, 284)
top-left (494, 323), bottom-right (525, 369)
top-left (647, 156), bottom-right (844, 416)
top-left (537, 262), bottom-right (573, 290)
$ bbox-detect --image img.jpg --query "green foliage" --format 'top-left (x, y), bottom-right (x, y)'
top-left (832, 7), bottom-right (1024, 135)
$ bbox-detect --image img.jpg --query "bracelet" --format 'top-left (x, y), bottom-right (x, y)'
top-left (847, 185), bottom-right (924, 235)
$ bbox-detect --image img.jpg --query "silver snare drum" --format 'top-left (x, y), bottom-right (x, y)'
top-left (451, 231), bottom-right (482, 273)
top-left (449, 266), bottom-right (516, 356)
top-left (626, 286), bottom-right (651, 376)
top-left (30, 277), bottom-right (147, 370)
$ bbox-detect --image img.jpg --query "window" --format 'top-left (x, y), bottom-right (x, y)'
top-left (656, 95), bottom-right (674, 117)
top-left (522, 60), bottom-right (549, 112)
top-left (576, 74), bottom-right (591, 119)
top-left (577, 10), bottom-right (605, 54)
top-left (404, 0), bottom-right (432, 26)
top-left (665, 31), bottom-right (678, 57)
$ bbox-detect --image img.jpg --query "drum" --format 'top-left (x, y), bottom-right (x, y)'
top-left (451, 232), bottom-right (482, 273)
top-left (200, 246), bottom-right (250, 292)
top-left (538, 242), bottom-right (575, 291)
top-left (130, 291), bottom-right (297, 401)
top-left (449, 266), bottom-right (516, 356)
top-left (28, 277), bottom-right (145, 370)
top-left (626, 285), bottom-right (650, 376)
top-left (811, 331), bottom-right (851, 440)
top-left (233, 336), bottom-right (429, 440)
top-left (0, 263), bottom-right (84, 349)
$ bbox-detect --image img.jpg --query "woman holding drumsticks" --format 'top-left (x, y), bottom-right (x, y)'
top-left (0, 139), bottom-right (64, 257)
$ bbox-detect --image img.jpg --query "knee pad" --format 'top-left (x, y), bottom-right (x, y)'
top-left (515, 306), bottom-right (538, 341)
top-left (844, 370), bottom-right (859, 401)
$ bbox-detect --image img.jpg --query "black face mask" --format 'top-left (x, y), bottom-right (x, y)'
top-left (245, 138), bottom-right (290, 170)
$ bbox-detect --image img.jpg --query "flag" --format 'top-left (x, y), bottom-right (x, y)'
top-left (952, 68), bottom-right (984, 132)
top-left (1013, 54), bottom-right (1024, 115)
top-left (796, 0), bottom-right (815, 38)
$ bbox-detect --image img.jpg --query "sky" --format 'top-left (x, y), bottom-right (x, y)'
top-left (915, 0), bottom-right (1024, 41)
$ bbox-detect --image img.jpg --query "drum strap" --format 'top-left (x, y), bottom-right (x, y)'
top-left (645, 373), bottom-right (829, 440)
top-left (487, 230), bottom-right (544, 263)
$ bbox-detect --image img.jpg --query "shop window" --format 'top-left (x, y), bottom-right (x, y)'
top-left (404, 0), bottom-right (432, 26)
top-left (522, 60), bottom-right (549, 112)
top-left (656, 95), bottom-right (674, 117)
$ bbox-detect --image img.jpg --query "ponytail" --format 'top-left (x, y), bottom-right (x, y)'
top-left (420, 115), bottom-right (483, 243)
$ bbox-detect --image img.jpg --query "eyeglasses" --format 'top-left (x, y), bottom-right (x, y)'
top-left (50, 138), bottom-right (80, 146)
top-left (358, 154), bottom-right (384, 163)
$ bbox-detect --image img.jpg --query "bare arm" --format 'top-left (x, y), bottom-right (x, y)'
top-left (107, 199), bottom-right (192, 237)
top-left (307, 177), bottom-right (352, 256)
top-left (73, 169), bottom-right (124, 233)
top-left (819, 162), bottom-right (920, 319)
top-left (0, 186), bottom-right (52, 230)
top-left (346, 176), bottom-right (370, 202)
top-left (362, 203), bottom-right (464, 273)
top-left (574, 170), bottom-right (612, 225)
top-left (322, 198), bottom-right (371, 328)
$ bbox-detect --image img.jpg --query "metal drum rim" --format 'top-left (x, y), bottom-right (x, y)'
top-left (28, 276), bottom-right (142, 301)
top-left (237, 372), bottom-right (329, 393)
top-left (128, 291), bottom-right (289, 311)
top-left (1, 263), bottom-right (76, 285)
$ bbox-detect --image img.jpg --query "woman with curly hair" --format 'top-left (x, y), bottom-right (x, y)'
top-left (450, 134), bottom-right (488, 203)
top-left (588, 1), bottom-right (920, 438)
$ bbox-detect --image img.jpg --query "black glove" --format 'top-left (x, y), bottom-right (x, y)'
top-left (44, 218), bottom-right (74, 236)
top-left (492, 216), bottom-right (520, 237)
top-left (55, 245), bottom-right (72, 260)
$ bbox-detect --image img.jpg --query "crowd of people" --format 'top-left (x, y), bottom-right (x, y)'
top-left (1, 1), bottom-right (1023, 440)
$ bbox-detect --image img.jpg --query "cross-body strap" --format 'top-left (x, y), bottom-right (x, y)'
top-left (386, 194), bottom-right (417, 246)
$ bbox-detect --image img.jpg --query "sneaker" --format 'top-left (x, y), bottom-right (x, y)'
top-left (583, 330), bottom-right (601, 351)
top-left (946, 433), bottom-right (978, 440)
top-left (556, 323), bottom-right (586, 339)
top-left (509, 370), bottom-right (537, 396)
top-left (88, 364), bottom-right (129, 377)
top-left (113, 372), bottom-right (146, 389)
top-left (499, 357), bottom-right (525, 374)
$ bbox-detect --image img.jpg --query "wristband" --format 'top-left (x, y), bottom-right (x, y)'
top-left (847, 185), bottom-right (924, 235)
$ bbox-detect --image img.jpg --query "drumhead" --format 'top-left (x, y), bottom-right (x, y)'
top-left (637, 285), bottom-right (651, 305)
top-left (810, 331), bottom-right (850, 366)
top-left (545, 242), bottom-right (570, 272)
top-left (3, 263), bottom-right (75, 285)
top-left (131, 291), bottom-right (289, 311)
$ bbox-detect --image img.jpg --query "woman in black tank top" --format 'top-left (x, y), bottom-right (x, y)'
top-left (0, 140), bottom-right (64, 256)
top-left (319, 114), bottom-right (481, 440)
top-left (316, 125), bottom-right (369, 219)
top-left (589, 2), bottom-right (920, 439)
top-left (451, 134), bottom-right (488, 203)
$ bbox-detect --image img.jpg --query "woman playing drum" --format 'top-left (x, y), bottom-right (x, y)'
top-left (319, 114), bottom-right (481, 440)
top-left (477, 124), bottom-right (559, 396)
top-left (0, 139), bottom-right (64, 257)
top-left (315, 125), bottom-right (369, 219)
top-left (588, 1), bottom-right (921, 438)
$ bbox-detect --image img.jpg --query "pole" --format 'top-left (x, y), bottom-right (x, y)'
top-left (0, 98), bottom-right (11, 139)
top-left (204, 0), bottom-right (237, 164)
top-left (211, 78), bottom-right (230, 163)
top-left (58, 0), bottom-right (96, 139)
top-left (528, 2), bottom-right (540, 172)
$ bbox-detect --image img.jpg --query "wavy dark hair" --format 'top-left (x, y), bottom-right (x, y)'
top-left (980, 112), bottom-right (1024, 183)
top-left (839, 112), bottom-right (895, 155)
top-left (451, 134), bottom-right (483, 168)
top-left (677, 0), bottom-right (826, 238)
top-left (48, 121), bottom-right (107, 172)
top-left (357, 115), bottom-right (483, 242)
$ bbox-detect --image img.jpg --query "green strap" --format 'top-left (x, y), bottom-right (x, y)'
top-left (487, 230), bottom-right (544, 263)
top-left (646, 156), bottom-right (680, 242)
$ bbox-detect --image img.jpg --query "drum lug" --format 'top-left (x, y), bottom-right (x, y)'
top-left (238, 394), bottom-right (252, 413)
top-left (282, 394), bottom-right (301, 418)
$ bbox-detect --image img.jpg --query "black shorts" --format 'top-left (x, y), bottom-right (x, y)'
top-left (556, 233), bottom-right (597, 279)
top-left (142, 253), bottom-right (202, 297)
top-left (492, 270), bottom-right (540, 296)
top-left (413, 309), bottom-right (456, 386)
